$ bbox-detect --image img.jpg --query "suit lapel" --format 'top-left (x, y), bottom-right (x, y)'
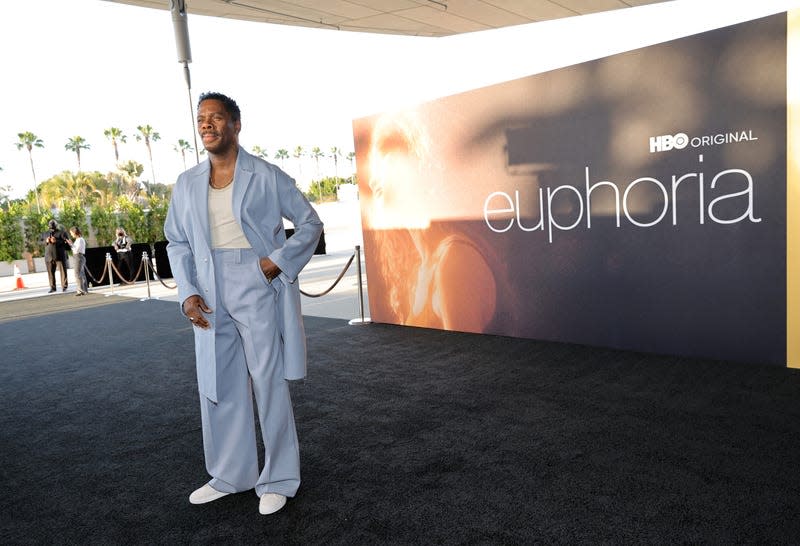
top-left (189, 160), bottom-right (212, 249)
top-left (232, 147), bottom-right (254, 228)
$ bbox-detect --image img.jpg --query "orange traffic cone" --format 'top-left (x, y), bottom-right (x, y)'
top-left (14, 264), bottom-right (26, 290)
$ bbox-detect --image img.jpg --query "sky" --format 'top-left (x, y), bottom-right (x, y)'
top-left (1, 0), bottom-right (798, 200)
top-left (0, 0), bottom-right (430, 198)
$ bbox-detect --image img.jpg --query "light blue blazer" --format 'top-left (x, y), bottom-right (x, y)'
top-left (164, 147), bottom-right (323, 402)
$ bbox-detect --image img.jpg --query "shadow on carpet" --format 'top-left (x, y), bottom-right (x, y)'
top-left (0, 292), bottom-right (133, 324)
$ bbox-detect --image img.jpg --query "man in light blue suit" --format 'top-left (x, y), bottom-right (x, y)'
top-left (164, 92), bottom-right (323, 516)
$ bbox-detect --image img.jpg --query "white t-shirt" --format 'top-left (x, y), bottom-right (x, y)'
top-left (72, 236), bottom-right (86, 255)
top-left (208, 182), bottom-right (250, 249)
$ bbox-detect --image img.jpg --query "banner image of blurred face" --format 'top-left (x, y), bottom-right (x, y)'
top-left (361, 110), bottom-right (499, 333)
top-left (367, 112), bottom-right (432, 230)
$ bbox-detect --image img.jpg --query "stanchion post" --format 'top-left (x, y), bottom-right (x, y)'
top-left (106, 252), bottom-right (114, 297)
top-left (141, 251), bottom-right (152, 301)
top-left (348, 245), bottom-right (372, 326)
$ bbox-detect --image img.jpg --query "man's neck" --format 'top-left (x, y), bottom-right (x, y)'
top-left (209, 144), bottom-right (239, 171)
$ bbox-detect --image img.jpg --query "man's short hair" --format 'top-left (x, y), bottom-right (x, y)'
top-left (198, 91), bottom-right (241, 123)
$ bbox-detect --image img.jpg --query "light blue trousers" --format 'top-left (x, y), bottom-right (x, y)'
top-left (201, 248), bottom-right (300, 498)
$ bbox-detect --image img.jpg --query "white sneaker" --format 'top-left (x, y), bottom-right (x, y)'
top-left (259, 493), bottom-right (287, 515)
top-left (189, 483), bottom-right (230, 504)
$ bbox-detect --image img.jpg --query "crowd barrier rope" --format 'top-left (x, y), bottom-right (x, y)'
top-left (84, 246), bottom-right (371, 324)
top-left (299, 251), bottom-right (355, 298)
top-left (83, 252), bottom-right (145, 297)
top-left (141, 253), bottom-right (178, 290)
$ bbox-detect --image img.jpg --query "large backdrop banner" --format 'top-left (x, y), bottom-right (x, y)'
top-left (354, 12), bottom-right (800, 367)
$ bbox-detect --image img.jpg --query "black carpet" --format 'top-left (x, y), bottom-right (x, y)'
top-left (1, 295), bottom-right (799, 544)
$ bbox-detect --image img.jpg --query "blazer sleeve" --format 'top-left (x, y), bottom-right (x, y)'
top-left (164, 177), bottom-right (201, 310)
top-left (268, 171), bottom-right (324, 282)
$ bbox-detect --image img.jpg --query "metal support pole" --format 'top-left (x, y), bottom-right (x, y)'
top-left (151, 254), bottom-right (162, 299)
top-left (105, 253), bottom-right (114, 297)
top-left (140, 251), bottom-right (152, 301)
top-left (348, 245), bottom-right (372, 326)
top-left (183, 62), bottom-right (200, 164)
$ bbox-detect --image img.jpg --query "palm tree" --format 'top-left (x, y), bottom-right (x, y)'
top-left (40, 171), bottom-right (103, 208)
top-left (311, 147), bottom-right (325, 201)
top-left (15, 131), bottom-right (44, 213)
top-left (330, 146), bottom-right (341, 178)
top-left (275, 148), bottom-right (289, 169)
top-left (64, 136), bottom-right (90, 171)
top-left (86, 172), bottom-right (115, 207)
top-left (62, 171), bottom-right (91, 204)
top-left (251, 145), bottom-right (268, 160)
top-left (347, 151), bottom-right (356, 174)
top-left (173, 139), bottom-right (194, 170)
top-left (293, 145), bottom-right (304, 178)
top-left (38, 177), bottom-right (62, 212)
top-left (311, 146), bottom-right (324, 176)
top-left (115, 160), bottom-right (145, 200)
top-left (103, 127), bottom-right (127, 163)
top-left (135, 124), bottom-right (160, 193)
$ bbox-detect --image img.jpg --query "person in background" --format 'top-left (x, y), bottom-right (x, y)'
top-left (113, 227), bottom-right (134, 282)
top-left (42, 219), bottom-right (70, 293)
top-left (165, 91), bottom-right (323, 516)
top-left (69, 226), bottom-right (89, 296)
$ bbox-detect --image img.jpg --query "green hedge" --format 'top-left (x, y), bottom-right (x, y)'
top-left (306, 176), bottom-right (355, 203)
top-left (0, 198), bottom-right (170, 261)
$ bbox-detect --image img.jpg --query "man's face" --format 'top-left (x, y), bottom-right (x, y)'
top-left (197, 99), bottom-right (240, 155)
